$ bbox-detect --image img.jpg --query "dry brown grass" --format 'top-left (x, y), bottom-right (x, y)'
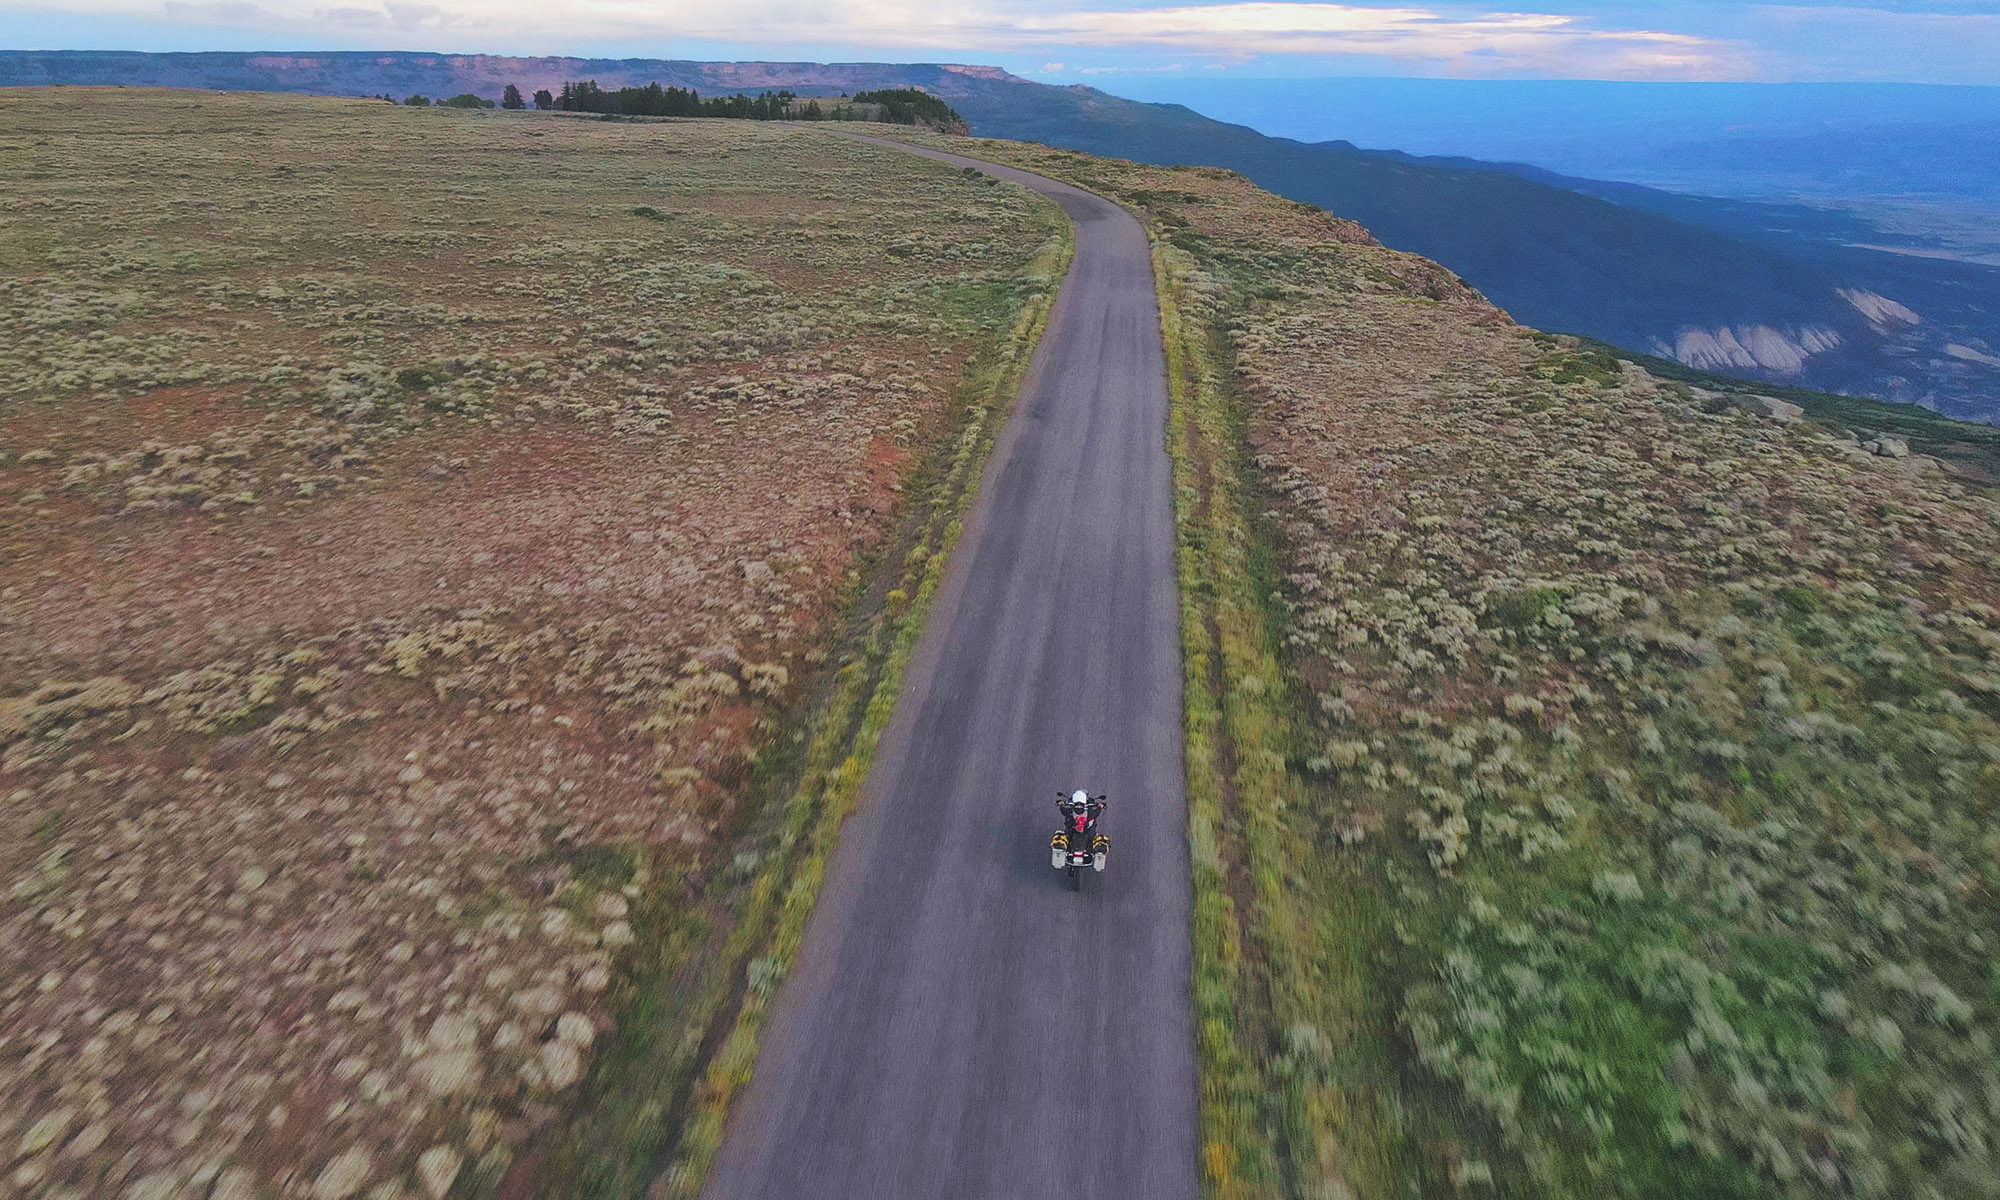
top-left (0, 90), bottom-right (1062, 1199)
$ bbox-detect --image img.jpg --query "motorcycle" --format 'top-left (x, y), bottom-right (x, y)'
top-left (1050, 792), bottom-right (1109, 891)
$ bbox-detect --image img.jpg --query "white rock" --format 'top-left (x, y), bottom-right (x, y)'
top-left (539, 1040), bottom-right (583, 1089)
top-left (416, 1146), bottom-right (462, 1200)
top-left (592, 894), bottom-right (628, 921)
top-left (577, 964), bottom-right (611, 992)
top-left (600, 920), bottom-right (635, 947)
top-left (62, 1120), bottom-right (108, 1158)
top-left (1731, 394), bottom-right (1804, 424)
top-left (313, 1145), bottom-right (373, 1199)
top-left (512, 984), bottom-right (562, 1016)
top-left (412, 1049), bottom-right (482, 1096)
top-left (555, 1012), bottom-right (595, 1046)
top-left (210, 1167), bottom-right (259, 1200)
top-left (425, 1012), bottom-right (479, 1049)
top-left (124, 1170), bottom-right (184, 1200)
top-left (17, 1108), bottom-right (74, 1156)
top-left (237, 867), bottom-right (267, 892)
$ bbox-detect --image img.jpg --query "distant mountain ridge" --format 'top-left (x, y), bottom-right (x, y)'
top-left (0, 50), bottom-right (1010, 99)
top-left (934, 83), bottom-right (1998, 421)
top-left (4, 50), bottom-right (1995, 420)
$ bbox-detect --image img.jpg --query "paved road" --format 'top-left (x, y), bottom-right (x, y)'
top-left (700, 140), bottom-right (1197, 1199)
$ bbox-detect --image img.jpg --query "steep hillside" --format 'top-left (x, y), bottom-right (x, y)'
top-left (0, 91), bottom-right (1064, 1198)
top-left (889, 128), bottom-right (2000, 1200)
top-left (5, 51), bottom-right (1995, 418)
top-left (937, 89), bottom-right (1998, 423)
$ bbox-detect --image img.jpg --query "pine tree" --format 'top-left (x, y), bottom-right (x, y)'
top-left (502, 84), bottom-right (524, 110)
top-left (533, 88), bottom-right (554, 111)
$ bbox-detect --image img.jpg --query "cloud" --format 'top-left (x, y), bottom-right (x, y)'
top-left (40, 0), bottom-right (1742, 77)
top-left (311, 5), bottom-right (382, 25)
top-left (1077, 62), bottom-right (1191, 74)
top-left (384, 0), bottom-right (446, 27)
top-left (991, 4), bottom-right (1724, 73)
top-left (8, 0), bottom-right (1990, 80)
top-left (159, 0), bottom-right (265, 20)
top-left (657, 0), bottom-right (1734, 75)
top-left (1739, 4), bottom-right (2000, 81)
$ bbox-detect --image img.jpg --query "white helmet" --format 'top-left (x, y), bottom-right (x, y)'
top-left (1071, 789), bottom-right (1090, 805)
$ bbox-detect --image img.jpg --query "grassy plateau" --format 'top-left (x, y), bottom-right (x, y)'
top-left (11, 88), bottom-right (2000, 1200)
top-left (0, 90), bottom-right (1064, 1199)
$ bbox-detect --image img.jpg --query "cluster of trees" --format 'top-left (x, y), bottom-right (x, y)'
top-left (552, 81), bottom-right (772, 117)
top-left (548, 81), bottom-right (965, 128)
top-left (390, 92), bottom-right (496, 109)
top-left (380, 82), bottom-right (965, 131)
top-left (848, 88), bottom-right (964, 128)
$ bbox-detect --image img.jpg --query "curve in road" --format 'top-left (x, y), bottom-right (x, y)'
top-left (700, 138), bottom-right (1196, 1200)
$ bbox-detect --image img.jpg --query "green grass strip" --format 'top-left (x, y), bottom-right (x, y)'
top-left (1153, 238), bottom-right (1393, 1200)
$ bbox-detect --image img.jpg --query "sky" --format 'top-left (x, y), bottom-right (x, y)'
top-left (5, 0), bottom-right (1999, 85)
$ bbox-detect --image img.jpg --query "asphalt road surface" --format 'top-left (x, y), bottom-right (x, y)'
top-left (699, 139), bottom-right (1198, 1199)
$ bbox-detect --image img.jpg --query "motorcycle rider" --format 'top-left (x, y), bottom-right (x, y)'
top-left (1052, 789), bottom-right (1108, 871)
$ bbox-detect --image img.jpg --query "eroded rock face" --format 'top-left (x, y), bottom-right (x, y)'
top-left (1840, 287), bottom-right (1921, 330)
top-left (1667, 324), bottom-right (1843, 375)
